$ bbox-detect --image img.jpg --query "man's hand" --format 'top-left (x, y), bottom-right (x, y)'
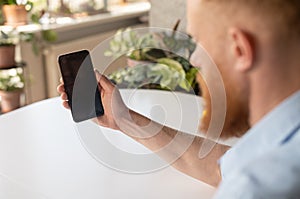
top-left (57, 70), bottom-right (130, 130)
top-left (57, 70), bottom-right (229, 187)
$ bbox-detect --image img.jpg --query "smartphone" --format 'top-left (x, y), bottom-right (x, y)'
top-left (58, 50), bottom-right (104, 122)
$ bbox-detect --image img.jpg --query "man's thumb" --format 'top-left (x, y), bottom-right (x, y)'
top-left (94, 69), bottom-right (114, 90)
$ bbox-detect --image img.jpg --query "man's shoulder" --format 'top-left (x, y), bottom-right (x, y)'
top-left (215, 130), bottom-right (300, 199)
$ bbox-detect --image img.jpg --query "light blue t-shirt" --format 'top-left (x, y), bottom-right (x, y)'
top-left (214, 90), bottom-right (300, 199)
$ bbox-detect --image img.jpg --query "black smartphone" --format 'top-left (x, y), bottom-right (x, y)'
top-left (58, 50), bottom-right (104, 122)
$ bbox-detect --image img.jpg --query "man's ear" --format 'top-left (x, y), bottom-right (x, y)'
top-left (228, 28), bottom-right (254, 72)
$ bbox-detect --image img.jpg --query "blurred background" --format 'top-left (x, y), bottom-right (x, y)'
top-left (0, 0), bottom-right (194, 113)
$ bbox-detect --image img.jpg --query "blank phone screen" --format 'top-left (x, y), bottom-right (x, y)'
top-left (58, 50), bottom-right (104, 122)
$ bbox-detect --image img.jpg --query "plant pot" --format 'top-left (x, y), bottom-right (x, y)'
top-left (2, 5), bottom-right (28, 26)
top-left (0, 45), bottom-right (15, 68)
top-left (0, 90), bottom-right (22, 113)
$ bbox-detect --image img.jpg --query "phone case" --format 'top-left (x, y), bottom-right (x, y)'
top-left (58, 50), bottom-right (104, 122)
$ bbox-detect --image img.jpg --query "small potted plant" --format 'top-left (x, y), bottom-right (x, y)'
top-left (104, 27), bottom-right (162, 67)
top-left (0, 68), bottom-right (24, 113)
top-left (0, 30), bottom-right (17, 68)
top-left (0, 28), bottom-right (57, 65)
top-left (1, 0), bottom-right (33, 26)
top-left (104, 20), bottom-right (195, 67)
top-left (106, 25), bottom-right (200, 95)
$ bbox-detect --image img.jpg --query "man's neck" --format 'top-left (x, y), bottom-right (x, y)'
top-left (249, 65), bottom-right (300, 126)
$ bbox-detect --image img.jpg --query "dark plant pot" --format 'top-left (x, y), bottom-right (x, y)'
top-left (0, 45), bottom-right (15, 68)
top-left (2, 5), bottom-right (28, 26)
top-left (0, 90), bottom-right (22, 113)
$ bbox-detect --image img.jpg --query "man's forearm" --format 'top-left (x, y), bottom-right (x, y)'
top-left (118, 109), bottom-right (230, 187)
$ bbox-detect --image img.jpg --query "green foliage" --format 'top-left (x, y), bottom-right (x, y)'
top-left (0, 68), bottom-right (24, 92)
top-left (0, 10), bottom-right (3, 25)
top-left (0, 29), bottom-right (57, 55)
top-left (1, 0), bottom-right (32, 6)
top-left (0, 0), bottom-right (34, 12)
top-left (30, 12), bottom-right (40, 23)
top-left (0, 30), bottom-right (17, 46)
top-left (1, 0), bottom-right (17, 5)
top-left (105, 28), bottom-right (196, 61)
top-left (41, 29), bottom-right (57, 42)
top-left (19, 30), bottom-right (57, 55)
top-left (109, 58), bottom-right (199, 94)
top-left (106, 28), bottom-right (199, 95)
top-left (0, 0), bottom-right (57, 53)
top-left (105, 28), bottom-right (161, 59)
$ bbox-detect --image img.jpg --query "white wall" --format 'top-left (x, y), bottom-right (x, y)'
top-left (149, 0), bottom-right (187, 31)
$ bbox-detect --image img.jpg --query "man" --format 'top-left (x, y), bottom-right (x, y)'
top-left (58, 0), bottom-right (300, 198)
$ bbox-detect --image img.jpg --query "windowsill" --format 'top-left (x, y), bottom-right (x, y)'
top-left (0, 2), bottom-right (150, 43)
top-left (1, 2), bottom-right (150, 31)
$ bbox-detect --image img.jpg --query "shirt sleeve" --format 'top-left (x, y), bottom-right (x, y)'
top-left (214, 140), bottom-right (300, 199)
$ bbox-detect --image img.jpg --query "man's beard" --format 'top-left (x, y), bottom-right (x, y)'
top-left (196, 72), bottom-right (250, 139)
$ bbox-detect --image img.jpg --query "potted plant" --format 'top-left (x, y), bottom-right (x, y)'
top-left (0, 68), bottom-right (24, 113)
top-left (105, 24), bottom-right (200, 95)
top-left (104, 20), bottom-right (195, 67)
top-left (1, 0), bottom-right (33, 26)
top-left (0, 28), bottom-right (57, 69)
top-left (0, 30), bottom-right (18, 68)
top-left (0, 0), bottom-right (58, 55)
top-left (104, 28), bottom-right (162, 67)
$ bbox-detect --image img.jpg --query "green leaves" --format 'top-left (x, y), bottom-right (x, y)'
top-left (106, 28), bottom-right (199, 94)
top-left (1, 0), bottom-right (33, 7)
top-left (109, 59), bottom-right (199, 93)
top-left (0, 30), bottom-right (17, 46)
top-left (157, 58), bottom-right (190, 91)
top-left (105, 28), bottom-right (161, 59)
top-left (2, 0), bottom-right (17, 5)
top-left (42, 30), bottom-right (57, 42)
top-left (19, 30), bottom-right (57, 56)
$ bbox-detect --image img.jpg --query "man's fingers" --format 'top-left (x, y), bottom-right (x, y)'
top-left (62, 101), bottom-right (70, 109)
top-left (94, 69), bottom-right (114, 91)
top-left (57, 84), bottom-right (65, 93)
top-left (61, 93), bottom-right (68, 101)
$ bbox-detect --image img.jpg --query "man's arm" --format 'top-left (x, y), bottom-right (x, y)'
top-left (120, 110), bottom-right (230, 187)
top-left (58, 71), bottom-right (230, 187)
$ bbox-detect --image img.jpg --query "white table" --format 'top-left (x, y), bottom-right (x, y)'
top-left (0, 89), bottom-right (215, 199)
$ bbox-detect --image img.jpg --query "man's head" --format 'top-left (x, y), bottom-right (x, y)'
top-left (187, 0), bottom-right (300, 138)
